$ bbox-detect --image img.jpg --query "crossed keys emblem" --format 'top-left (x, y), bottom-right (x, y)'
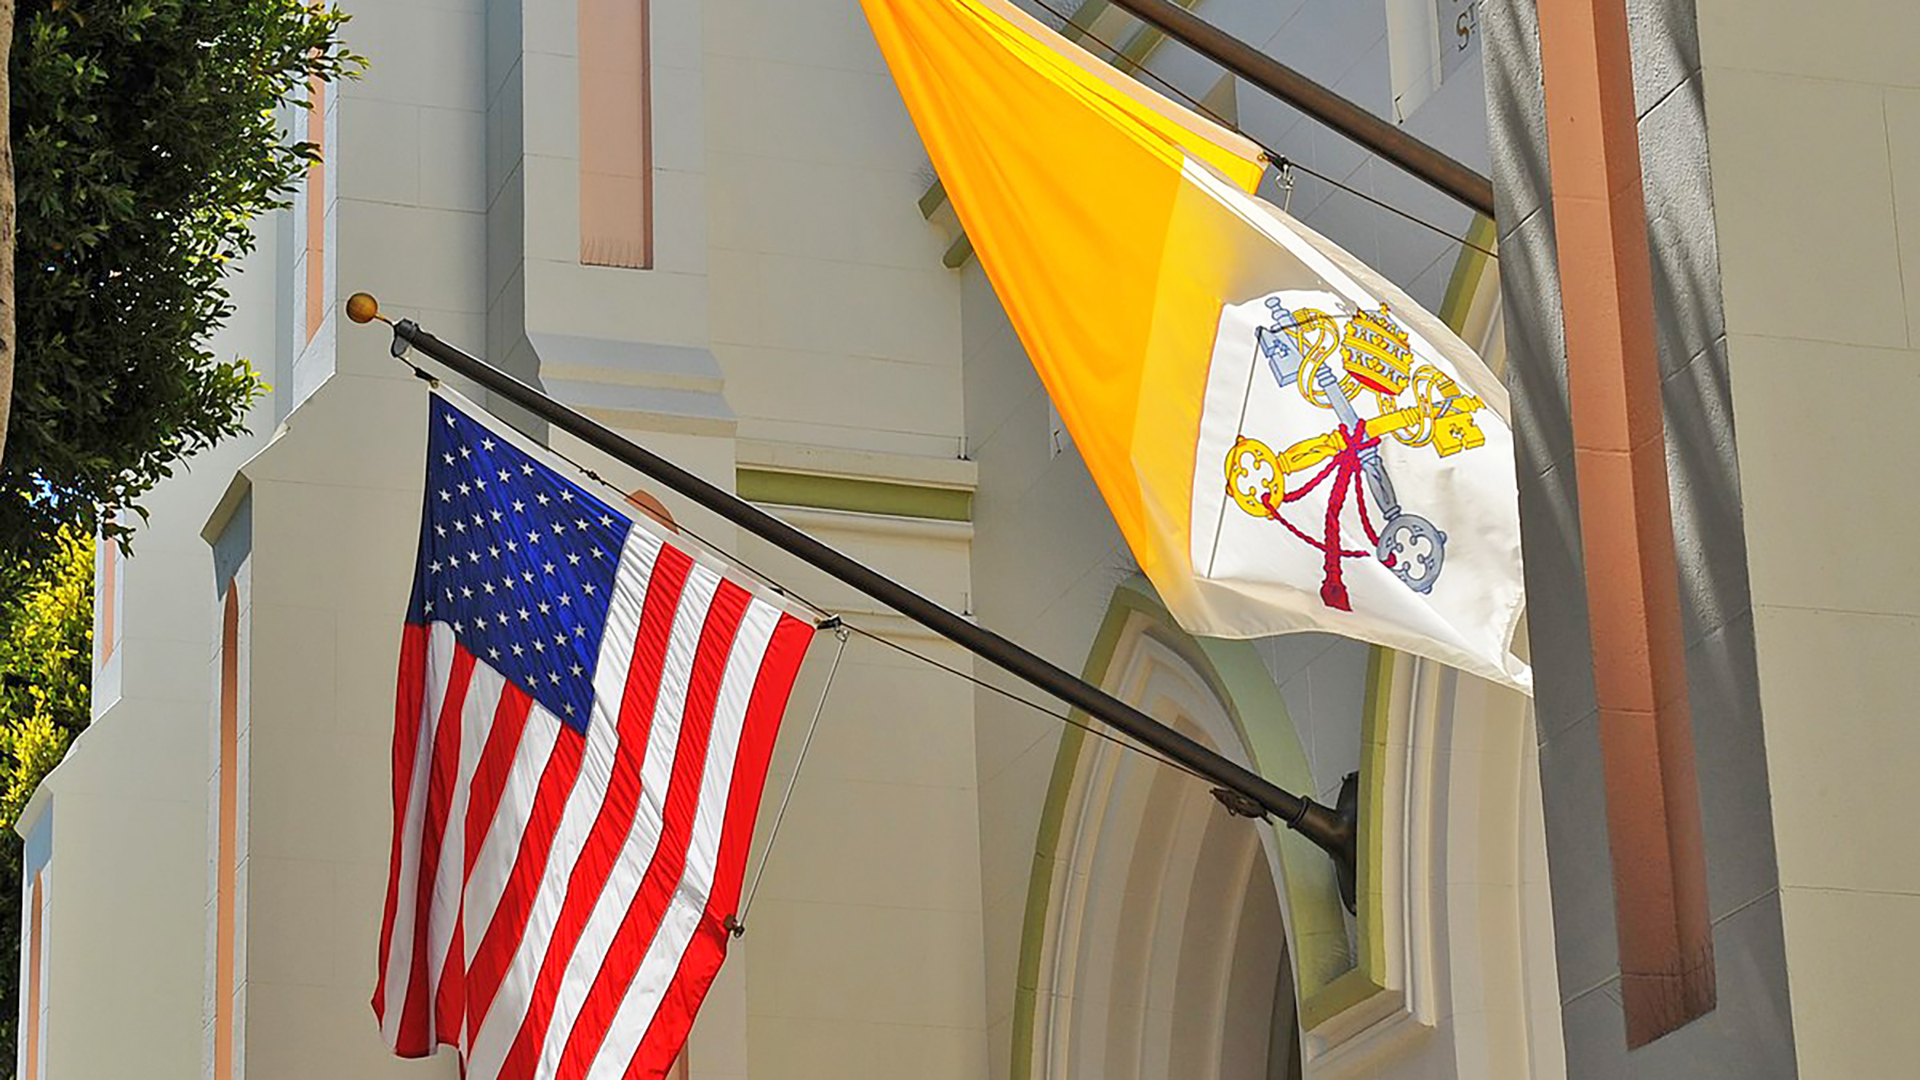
top-left (1223, 296), bottom-right (1489, 611)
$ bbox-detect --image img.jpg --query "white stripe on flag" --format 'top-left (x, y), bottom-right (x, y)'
top-left (381, 392), bottom-right (823, 1078)
top-left (423, 661), bottom-right (507, 1041)
top-left (462, 528), bottom-right (662, 967)
top-left (380, 622), bottom-right (459, 1045)
top-left (580, 594), bottom-right (783, 1079)
top-left (547, 591), bottom-right (779, 1076)
top-left (463, 704), bottom-right (560, 970)
top-left (464, 540), bottom-right (708, 1078)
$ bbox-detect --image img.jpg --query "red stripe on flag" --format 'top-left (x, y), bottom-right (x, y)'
top-left (494, 546), bottom-right (696, 1079)
top-left (436, 914), bottom-right (465, 1054)
top-left (554, 580), bottom-right (756, 1079)
top-left (626, 611), bottom-right (816, 1079)
top-left (464, 683), bottom-right (537, 880)
top-left (464, 716), bottom-right (588, 1038)
top-left (437, 683), bottom-right (537, 1048)
top-left (373, 623), bottom-right (431, 1023)
top-left (397, 647), bottom-right (478, 1055)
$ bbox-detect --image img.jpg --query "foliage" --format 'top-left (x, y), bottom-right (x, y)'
top-left (0, 527), bottom-right (91, 1071)
top-left (2, 0), bottom-right (361, 561)
top-left (0, 526), bottom-right (88, 828)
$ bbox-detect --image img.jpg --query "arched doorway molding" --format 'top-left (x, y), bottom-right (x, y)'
top-left (1010, 579), bottom-right (1364, 1080)
top-left (1012, 577), bottom-right (1562, 1079)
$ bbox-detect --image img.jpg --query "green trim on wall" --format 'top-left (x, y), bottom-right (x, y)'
top-left (1186, 632), bottom-right (1357, 1011)
top-left (1301, 965), bottom-right (1390, 1030)
top-left (942, 233), bottom-right (974, 270)
top-left (735, 468), bottom-right (972, 522)
top-left (1008, 579), bottom-right (1395, 1079)
top-left (1007, 578), bottom-right (1134, 1080)
top-left (1359, 648), bottom-right (1396, 985)
top-left (1438, 213), bottom-right (1499, 333)
top-left (918, 179), bottom-right (951, 221)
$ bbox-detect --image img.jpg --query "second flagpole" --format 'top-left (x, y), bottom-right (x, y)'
top-left (348, 292), bottom-right (1360, 909)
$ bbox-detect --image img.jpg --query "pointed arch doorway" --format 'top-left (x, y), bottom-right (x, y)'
top-left (1019, 585), bottom-right (1338, 1080)
top-left (1012, 574), bottom-right (1564, 1080)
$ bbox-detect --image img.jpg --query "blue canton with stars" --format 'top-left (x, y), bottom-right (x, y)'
top-left (407, 395), bottom-right (633, 733)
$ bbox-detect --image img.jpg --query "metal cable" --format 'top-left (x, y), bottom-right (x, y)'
top-left (732, 621), bottom-right (851, 933)
top-left (415, 375), bottom-right (1219, 788)
top-left (1023, 0), bottom-right (1498, 260)
top-left (846, 623), bottom-right (1218, 788)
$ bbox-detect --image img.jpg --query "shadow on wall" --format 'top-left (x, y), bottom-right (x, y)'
top-left (1482, 0), bottom-right (1793, 1069)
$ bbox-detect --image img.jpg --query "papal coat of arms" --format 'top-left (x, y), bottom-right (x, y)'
top-left (1222, 296), bottom-right (1491, 611)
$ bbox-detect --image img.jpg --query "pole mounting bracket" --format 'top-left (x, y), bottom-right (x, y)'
top-left (1214, 770), bottom-right (1360, 913)
top-left (1331, 771), bottom-right (1359, 913)
top-left (1210, 786), bottom-right (1265, 819)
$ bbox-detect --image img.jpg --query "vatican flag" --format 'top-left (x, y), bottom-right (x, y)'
top-left (860, 0), bottom-right (1530, 692)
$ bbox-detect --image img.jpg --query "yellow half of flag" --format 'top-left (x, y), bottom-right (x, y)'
top-left (863, 0), bottom-right (1530, 689)
top-left (862, 0), bottom-right (1260, 602)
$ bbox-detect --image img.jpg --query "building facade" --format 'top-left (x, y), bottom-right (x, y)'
top-left (13, 0), bottom-right (1911, 1078)
top-left (1485, 0), bottom-right (1920, 1074)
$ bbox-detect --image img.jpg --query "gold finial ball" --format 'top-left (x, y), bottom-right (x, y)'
top-left (346, 292), bottom-right (382, 324)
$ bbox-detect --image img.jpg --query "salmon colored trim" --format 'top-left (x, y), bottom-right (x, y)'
top-left (215, 587), bottom-right (240, 1080)
top-left (24, 871), bottom-right (43, 1080)
top-left (97, 535), bottom-right (116, 666)
top-left (625, 489), bottom-right (678, 532)
top-left (304, 74), bottom-right (327, 341)
top-left (1537, 0), bottom-right (1714, 1046)
top-left (578, 0), bottom-right (653, 268)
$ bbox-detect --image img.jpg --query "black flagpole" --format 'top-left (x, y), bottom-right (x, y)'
top-left (348, 295), bottom-right (1359, 909)
top-left (1101, 0), bottom-right (1496, 219)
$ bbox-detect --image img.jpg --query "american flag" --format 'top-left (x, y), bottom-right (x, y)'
top-left (374, 392), bottom-right (816, 1078)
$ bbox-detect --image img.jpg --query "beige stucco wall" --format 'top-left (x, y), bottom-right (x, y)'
top-left (13, 228), bottom-right (285, 1079)
top-left (1697, 2), bottom-right (1920, 1073)
top-left (24, 2), bottom-right (1567, 1079)
top-left (230, 0), bottom-right (988, 1077)
top-left (27, 0), bottom-right (984, 1075)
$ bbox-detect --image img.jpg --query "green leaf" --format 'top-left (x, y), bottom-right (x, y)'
top-left (3, 0), bottom-right (365, 562)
